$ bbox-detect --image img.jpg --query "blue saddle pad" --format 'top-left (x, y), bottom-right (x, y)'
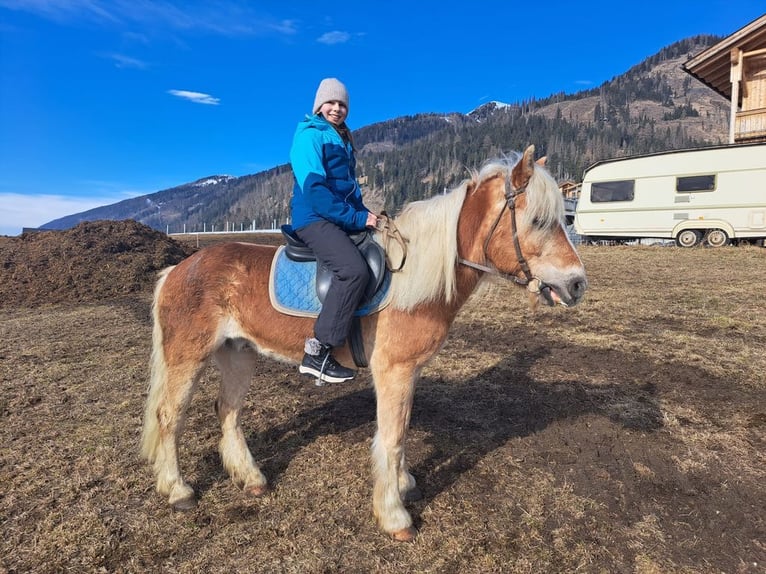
top-left (268, 246), bottom-right (392, 318)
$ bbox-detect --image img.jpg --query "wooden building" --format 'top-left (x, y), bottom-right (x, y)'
top-left (558, 180), bottom-right (581, 200)
top-left (683, 14), bottom-right (766, 143)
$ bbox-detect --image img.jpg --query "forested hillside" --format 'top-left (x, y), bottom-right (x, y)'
top-left (42, 36), bottom-right (729, 233)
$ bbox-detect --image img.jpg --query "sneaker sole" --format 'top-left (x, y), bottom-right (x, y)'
top-left (299, 365), bottom-right (355, 384)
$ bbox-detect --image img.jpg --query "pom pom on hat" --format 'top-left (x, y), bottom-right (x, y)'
top-left (313, 78), bottom-right (349, 114)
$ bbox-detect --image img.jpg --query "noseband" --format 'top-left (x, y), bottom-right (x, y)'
top-left (458, 172), bottom-right (555, 305)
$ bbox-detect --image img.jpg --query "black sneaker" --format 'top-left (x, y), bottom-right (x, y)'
top-left (299, 344), bottom-right (356, 384)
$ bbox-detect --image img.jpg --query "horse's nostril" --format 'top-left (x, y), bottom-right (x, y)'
top-left (571, 278), bottom-right (587, 299)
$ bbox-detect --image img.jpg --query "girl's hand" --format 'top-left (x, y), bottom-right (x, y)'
top-left (366, 212), bottom-right (379, 229)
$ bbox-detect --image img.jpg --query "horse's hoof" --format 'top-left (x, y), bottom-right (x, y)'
top-left (403, 487), bottom-right (423, 502)
top-left (244, 484), bottom-right (269, 497)
top-left (171, 496), bottom-right (197, 512)
top-left (391, 526), bottom-right (417, 542)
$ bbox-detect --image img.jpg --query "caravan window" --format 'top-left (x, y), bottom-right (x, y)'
top-left (590, 180), bottom-right (634, 202)
top-left (676, 174), bottom-right (716, 192)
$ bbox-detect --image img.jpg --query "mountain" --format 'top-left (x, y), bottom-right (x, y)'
top-left (41, 35), bottom-right (728, 234)
top-left (43, 168), bottom-right (298, 232)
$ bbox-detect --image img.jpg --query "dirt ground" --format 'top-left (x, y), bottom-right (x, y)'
top-left (0, 221), bottom-right (764, 573)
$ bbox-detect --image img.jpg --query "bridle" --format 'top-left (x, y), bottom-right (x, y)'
top-left (458, 171), bottom-right (556, 305)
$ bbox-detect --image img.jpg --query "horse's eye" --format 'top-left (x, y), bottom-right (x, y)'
top-left (531, 217), bottom-right (543, 228)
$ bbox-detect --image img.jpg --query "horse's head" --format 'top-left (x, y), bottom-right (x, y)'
top-left (461, 145), bottom-right (587, 308)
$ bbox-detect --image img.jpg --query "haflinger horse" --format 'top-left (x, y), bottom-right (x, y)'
top-left (141, 145), bottom-right (587, 541)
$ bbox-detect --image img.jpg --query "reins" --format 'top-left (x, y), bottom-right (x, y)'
top-left (458, 172), bottom-right (555, 304)
top-left (377, 211), bottom-right (408, 272)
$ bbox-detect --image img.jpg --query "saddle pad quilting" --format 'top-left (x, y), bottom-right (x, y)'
top-left (268, 246), bottom-right (391, 318)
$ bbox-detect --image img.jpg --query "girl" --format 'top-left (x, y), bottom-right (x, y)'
top-left (289, 78), bottom-right (379, 383)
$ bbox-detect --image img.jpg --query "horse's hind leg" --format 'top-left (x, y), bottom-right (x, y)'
top-left (214, 344), bottom-right (268, 496)
top-left (151, 361), bottom-right (206, 510)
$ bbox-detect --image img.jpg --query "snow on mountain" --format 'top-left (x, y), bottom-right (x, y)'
top-left (192, 176), bottom-right (235, 187)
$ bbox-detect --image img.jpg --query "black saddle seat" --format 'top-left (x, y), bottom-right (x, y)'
top-left (280, 224), bottom-right (387, 304)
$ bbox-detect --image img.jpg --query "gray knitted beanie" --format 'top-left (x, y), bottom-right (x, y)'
top-left (312, 78), bottom-right (349, 114)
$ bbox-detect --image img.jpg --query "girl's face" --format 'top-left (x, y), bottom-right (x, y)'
top-left (318, 100), bottom-right (348, 126)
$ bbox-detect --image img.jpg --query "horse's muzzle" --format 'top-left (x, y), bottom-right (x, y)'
top-left (546, 275), bottom-right (588, 307)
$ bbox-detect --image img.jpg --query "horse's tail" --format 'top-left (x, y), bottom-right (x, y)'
top-left (140, 266), bottom-right (175, 463)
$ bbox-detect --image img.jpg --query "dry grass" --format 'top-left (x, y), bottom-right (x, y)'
top-left (1, 243), bottom-right (765, 573)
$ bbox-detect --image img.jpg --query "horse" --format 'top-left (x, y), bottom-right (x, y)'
top-left (140, 145), bottom-right (587, 541)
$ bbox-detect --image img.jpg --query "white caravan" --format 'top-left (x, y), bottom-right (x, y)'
top-left (574, 143), bottom-right (766, 247)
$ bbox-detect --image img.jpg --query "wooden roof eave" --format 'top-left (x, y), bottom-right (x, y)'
top-left (682, 14), bottom-right (766, 102)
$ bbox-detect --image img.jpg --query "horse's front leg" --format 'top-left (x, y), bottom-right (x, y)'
top-left (399, 450), bottom-right (420, 501)
top-left (371, 362), bottom-right (419, 541)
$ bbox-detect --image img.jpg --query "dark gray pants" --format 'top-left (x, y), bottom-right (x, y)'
top-left (295, 220), bottom-right (369, 348)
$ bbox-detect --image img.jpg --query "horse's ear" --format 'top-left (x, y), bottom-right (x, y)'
top-left (512, 145), bottom-right (536, 190)
top-left (536, 156), bottom-right (547, 167)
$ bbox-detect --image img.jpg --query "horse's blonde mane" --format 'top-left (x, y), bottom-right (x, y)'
top-left (386, 152), bottom-right (564, 311)
top-left (385, 183), bottom-right (467, 311)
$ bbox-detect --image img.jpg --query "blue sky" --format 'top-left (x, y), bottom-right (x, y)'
top-left (1, 1), bottom-right (764, 236)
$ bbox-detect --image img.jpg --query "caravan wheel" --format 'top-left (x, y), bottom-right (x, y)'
top-left (676, 229), bottom-right (702, 248)
top-left (705, 229), bottom-right (730, 247)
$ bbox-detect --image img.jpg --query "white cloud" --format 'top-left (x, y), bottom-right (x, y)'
top-left (0, 0), bottom-right (119, 24)
top-left (167, 89), bottom-right (220, 105)
top-left (105, 52), bottom-right (149, 69)
top-left (270, 19), bottom-right (297, 35)
top-left (317, 30), bottom-right (350, 45)
top-left (0, 192), bottom-right (121, 236)
top-left (1, 1), bottom-right (300, 37)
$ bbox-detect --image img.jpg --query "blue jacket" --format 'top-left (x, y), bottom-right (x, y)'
top-left (289, 114), bottom-right (368, 232)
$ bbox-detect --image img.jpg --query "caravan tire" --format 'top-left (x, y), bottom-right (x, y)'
top-left (676, 229), bottom-right (702, 248)
top-left (705, 229), bottom-right (730, 248)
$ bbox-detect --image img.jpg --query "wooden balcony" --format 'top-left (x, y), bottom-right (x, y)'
top-left (734, 107), bottom-right (766, 142)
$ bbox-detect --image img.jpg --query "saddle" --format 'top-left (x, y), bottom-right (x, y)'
top-left (272, 225), bottom-right (391, 369)
top-left (280, 224), bottom-right (387, 305)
